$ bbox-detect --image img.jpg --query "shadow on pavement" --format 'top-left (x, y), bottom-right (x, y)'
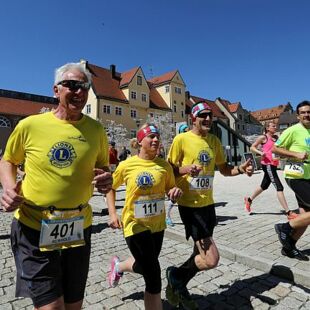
top-left (91, 223), bottom-right (109, 234)
top-left (0, 234), bottom-right (10, 240)
top-left (214, 202), bottom-right (228, 208)
top-left (163, 269), bottom-right (309, 309)
top-left (122, 291), bottom-right (144, 302)
top-left (250, 212), bottom-right (283, 216)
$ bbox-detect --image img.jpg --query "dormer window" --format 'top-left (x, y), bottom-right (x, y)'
top-left (137, 76), bottom-right (142, 86)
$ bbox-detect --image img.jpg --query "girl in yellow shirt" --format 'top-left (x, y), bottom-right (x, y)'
top-left (106, 123), bottom-right (182, 310)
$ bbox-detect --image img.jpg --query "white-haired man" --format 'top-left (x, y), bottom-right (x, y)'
top-left (0, 62), bottom-right (112, 309)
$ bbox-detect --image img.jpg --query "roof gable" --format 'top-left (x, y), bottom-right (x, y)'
top-left (87, 63), bottom-right (128, 102)
top-left (148, 70), bottom-right (178, 86)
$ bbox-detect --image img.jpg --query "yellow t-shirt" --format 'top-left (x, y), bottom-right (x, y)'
top-left (167, 131), bottom-right (226, 207)
top-left (112, 155), bottom-right (175, 238)
top-left (3, 112), bottom-right (109, 230)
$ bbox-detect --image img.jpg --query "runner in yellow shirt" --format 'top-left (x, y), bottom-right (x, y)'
top-left (166, 101), bottom-right (253, 309)
top-left (0, 62), bottom-right (112, 310)
top-left (106, 123), bottom-right (182, 310)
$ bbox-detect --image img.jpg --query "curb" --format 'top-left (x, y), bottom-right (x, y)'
top-left (165, 229), bottom-right (310, 288)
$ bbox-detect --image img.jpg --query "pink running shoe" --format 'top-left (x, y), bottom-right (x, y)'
top-left (108, 256), bottom-right (123, 287)
top-left (244, 197), bottom-right (252, 214)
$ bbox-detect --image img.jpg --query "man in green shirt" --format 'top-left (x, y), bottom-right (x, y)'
top-left (273, 100), bottom-right (310, 261)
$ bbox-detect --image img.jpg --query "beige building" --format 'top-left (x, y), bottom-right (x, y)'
top-left (82, 61), bottom-right (187, 141)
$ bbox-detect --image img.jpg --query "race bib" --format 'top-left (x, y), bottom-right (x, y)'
top-left (284, 163), bottom-right (304, 178)
top-left (39, 210), bottom-right (85, 251)
top-left (134, 195), bottom-right (165, 219)
top-left (189, 175), bottom-right (214, 190)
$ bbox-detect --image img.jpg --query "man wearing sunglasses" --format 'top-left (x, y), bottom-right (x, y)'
top-left (0, 62), bottom-right (112, 309)
top-left (166, 101), bottom-right (253, 309)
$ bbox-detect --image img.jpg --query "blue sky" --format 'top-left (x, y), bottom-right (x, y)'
top-left (0, 0), bottom-right (309, 111)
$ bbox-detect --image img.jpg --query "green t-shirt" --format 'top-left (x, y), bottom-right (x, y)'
top-left (275, 123), bottom-right (310, 179)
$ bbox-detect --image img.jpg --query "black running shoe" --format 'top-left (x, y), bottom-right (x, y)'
top-left (274, 223), bottom-right (294, 249)
top-left (281, 247), bottom-right (309, 261)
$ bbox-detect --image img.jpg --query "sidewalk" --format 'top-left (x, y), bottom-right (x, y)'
top-left (165, 170), bottom-right (310, 287)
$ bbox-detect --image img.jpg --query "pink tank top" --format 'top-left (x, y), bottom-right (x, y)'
top-left (261, 135), bottom-right (279, 166)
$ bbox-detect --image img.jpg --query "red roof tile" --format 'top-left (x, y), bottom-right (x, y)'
top-left (148, 70), bottom-right (178, 86)
top-left (251, 104), bottom-right (291, 122)
top-left (0, 97), bottom-right (57, 116)
top-left (120, 67), bottom-right (140, 87)
top-left (87, 63), bottom-right (128, 102)
top-left (149, 87), bottom-right (170, 110)
top-left (228, 102), bottom-right (240, 113)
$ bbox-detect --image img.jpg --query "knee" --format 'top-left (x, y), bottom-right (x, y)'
top-left (200, 252), bottom-right (219, 270)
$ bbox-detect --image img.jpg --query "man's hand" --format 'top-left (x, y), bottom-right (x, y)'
top-left (1, 180), bottom-right (23, 212)
top-left (181, 164), bottom-right (202, 177)
top-left (240, 158), bottom-right (254, 177)
top-left (92, 168), bottom-right (112, 194)
top-left (167, 187), bottom-right (183, 202)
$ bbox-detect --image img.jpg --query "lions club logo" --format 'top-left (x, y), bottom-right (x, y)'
top-left (48, 141), bottom-right (77, 168)
top-left (198, 150), bottom-right (212, 166)
top-left (136, 172), bottom-right (155, 189)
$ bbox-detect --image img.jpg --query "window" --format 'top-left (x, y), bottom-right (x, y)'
top-left (130, 130), bottom-right (137, 139)
top-left (131, 109), bottom-right (137, 118)
top-left (239, 115), bottom-right (242, 120)
top-left (131, 91), bottom-right (137, 100)
top-left (86, 104), bottom-right (91, 114)
top-left (175, 87), bottom-right (181, 94)
top-left (115, 107), bottom-right (122, 116)
top-left (173, 104), bottom-right (177, 112)
top-left (165, 85), bottom-right (169, 93)
top-left (149, 112), bottom-right (154, 118)
top-left (141, 93), bottom-right (147, 102)
top-left (103, 105), bottom-right (111, 114)
top-left (0, 116), bottom-right (11, 127)
top-left (137, 76), bottom-right (142, 85)
top-left (181, 111), bottom-right (184, 118)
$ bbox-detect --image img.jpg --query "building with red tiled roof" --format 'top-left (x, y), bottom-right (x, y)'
top-left (250, 103), bottom-right (293, 126)
top-left (0, 89), bottom-right (57, 152)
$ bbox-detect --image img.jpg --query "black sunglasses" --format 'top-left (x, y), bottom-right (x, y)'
top-left (57, 80), bottom-right (91, 91)
top-left (197, 112), bottom-right (213, 118)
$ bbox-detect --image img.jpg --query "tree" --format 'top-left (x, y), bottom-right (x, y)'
top-left (101, 119), bottom-right (128, 148)
top-left (147, 112), bottom-right (175, 155)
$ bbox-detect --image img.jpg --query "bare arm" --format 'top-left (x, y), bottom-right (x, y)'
top-left (250, 135), bottom-right (266, 156)
top-left (272, 145), bottom-right (308, 161)
top-left (106, 189), bottom-right (122, 229)
top-left (0, 159), bottom-right (24, 212)
top-left (217, 158), bottom-right (253, 177)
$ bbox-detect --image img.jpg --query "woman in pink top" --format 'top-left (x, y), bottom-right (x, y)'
top-left (244, 121), bottom-right (297, 219)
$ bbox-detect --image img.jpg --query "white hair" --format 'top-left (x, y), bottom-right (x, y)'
top-left (54, 62), bottom-right (92, 85)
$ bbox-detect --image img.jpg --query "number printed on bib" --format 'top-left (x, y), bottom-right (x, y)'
top-left (39, 216), bottom-right (85, 251)
top-left (134, 196), bottom-right (165, 218)
top-left (189, 175), bottom-right (214, 190)
top-left (284, 162), bottom-right (304, 178)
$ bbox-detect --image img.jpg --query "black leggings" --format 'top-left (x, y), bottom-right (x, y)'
top-left (260, 164), bottom-right (284, 191)
top-left (125, 230), bottom-right (164, 294)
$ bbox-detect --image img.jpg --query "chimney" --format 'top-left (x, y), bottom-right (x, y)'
top-left (110, 64), bottom-right (116, 78)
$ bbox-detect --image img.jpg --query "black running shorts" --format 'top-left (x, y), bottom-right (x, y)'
top-left (10, 218), bottom-right (91, 308)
